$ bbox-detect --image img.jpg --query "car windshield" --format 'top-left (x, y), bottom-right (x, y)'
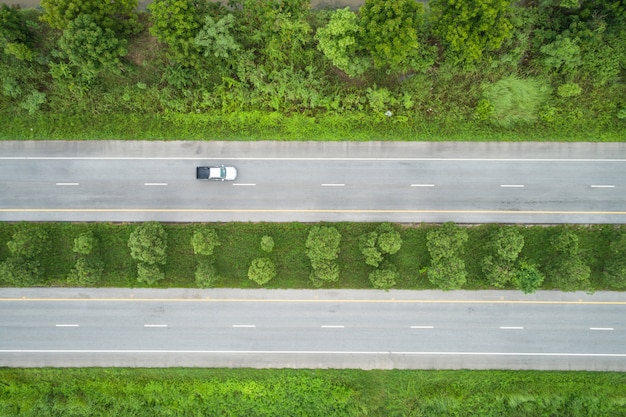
top-left (220, 167), bottom-right (226, 177)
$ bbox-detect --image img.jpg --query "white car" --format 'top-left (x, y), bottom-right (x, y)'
top-left (196, 165), bottom-right (237, 181)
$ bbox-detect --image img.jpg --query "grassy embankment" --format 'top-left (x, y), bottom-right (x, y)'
top-left (1, 368), bottom-right (625, 416)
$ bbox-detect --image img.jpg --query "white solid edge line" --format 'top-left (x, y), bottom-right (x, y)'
top-left (410, 184), bottom-right (435, 187)
top-left (55, 183), bottom-right (79, 186)
top-left (410, 326), bottom-right (434, 329)
top-left (321, 183), bottom-right (345, 187)
top-left (233, 183), bottom-right (256, 186)
top-left (2, 350), bottom-right (626, 357)
top-left (6, 157), bottom-right (626, 162)
top-left (144, 324), bottom-right (168, 328)
top-left (144, 183), bottom-right (168, 186)
top-left (590, 327), bottom-right (614, 331)
top-left (590, 185), bottom-right (615, 188)
top-left (321, 325), bottom-right (345, 328)
top-left (232, 324), bottom-right (256, 328)
top-left (55, 324), bottom-right (79, 327)
top-left (500, 185), bottom-right (525, 188)
top-left (500, 326), bottom-right (524, 330)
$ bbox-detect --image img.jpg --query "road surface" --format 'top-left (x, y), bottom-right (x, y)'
top-left (1, 141), bottom-right (626, 223)
top-left (1, 288), bottom-right (625, 370)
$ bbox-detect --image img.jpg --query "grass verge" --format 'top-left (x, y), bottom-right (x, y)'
top-left (1, 368), bottom-right (625, 416)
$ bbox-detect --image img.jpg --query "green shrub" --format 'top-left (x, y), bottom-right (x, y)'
top-left (191, 228), bottom-right (220, 256)
top-left (137, 262), bottom-right (165, 285)
top-left (248, 257), bottom-right (276, 286)
top-left (68, 257), bottom-right (103, 286)
top-left (128, 222), bottom-right (167, 265)
top-left (195, 260), bottom-right (218, 288)
top-left (369, 265), bottom-right (398, 290)
top-left (260, 236), bottom-right (274, 253)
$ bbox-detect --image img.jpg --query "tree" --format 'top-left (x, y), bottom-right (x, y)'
top-left (305, 225), bottom-right (341, 287)
top-left (427, 223), bottom-right (468, 290)
top-left (68, 257), bottom-right (103, 286)
top-left (248, 257), bottom-right (276, 285)
top-left (0, 5), bottom-right (31, 45)
top-left (359, 231), bottom-right (384, 267)
top-left (194, 14), bottom-right (240, 59)
top-left (431, 0), bottom-right (514, 64)
top-left (315, 7), bottom-right (370, 77)
top-left (41, 0), bottom-right (139, 35)
top-left (514, 261), bottom-right (544, 294)
top-left (6, 227), bottom-right (48, 259)
top-left (191, 228), bottom-right (220, 256)
top-left (482, 226), bottom-right (524, 288)
top-left (0, 257), bottom-right (42, 287)
top-left (426, 222), bottom-right (468, 262)
top-left (57, 15), bottom-right (128, 76)
top-left (137, 263), bottom-right (165, 285)
top-left (359, 0), bottom-right (421, 72)
top-left (546, 229), bottom-right (591, 291)
top-left (603, 233), bottom-right (626, 289)
top-left (128, 222), bottom-right (168, 265)
top-left (428, 257), bottom-right (467, 291)
top-left (369, 264), bottom-right (399, 290)
top-left (195, 260), bottom-right (219, 288)
top-left (148, 0), bottom-right (206, 67)
top-left (73, 231), bottom-right (96, 255)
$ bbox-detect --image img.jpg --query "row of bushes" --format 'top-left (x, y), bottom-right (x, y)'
top-left (2, 368), bottom-right (625, 416)
top-left (1, 221), bottom-right (625, 292)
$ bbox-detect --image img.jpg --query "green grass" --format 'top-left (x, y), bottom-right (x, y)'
top-left (1, 368), bottom-right (625, 416)
top-left (2, 110), bottom-right (624, 142)
top-left (1, 222), bottom-right (624, 291)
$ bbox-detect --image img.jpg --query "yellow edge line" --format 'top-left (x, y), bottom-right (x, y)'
top-left (1, 208), bottom-right (626, 215)
top-left (1, 298), bottom-right (625, 305)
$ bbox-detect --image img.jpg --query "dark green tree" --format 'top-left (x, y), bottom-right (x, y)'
top-left (148, 0), bottom-right (207, 67)
top-left (514, 261), bottom-right (544, 294)
top-left (482, 226), bottom-right (524, 288)
top-left (546, 229), bottom-right (591, 291)
top-left (427, 222), bottom-right (468, 290)
top-left (128, 222), bottom-right (168, 266)
top-left (359, 0), bottom-right (422, 72)
top-left (305, 225), bottom-right (341, 287)
top-left (57, 15), bottom-right (128, 76)
top-left (431, 0), bottom-right (514, 64)
top-left (41, 0), bottom-right (139, 35)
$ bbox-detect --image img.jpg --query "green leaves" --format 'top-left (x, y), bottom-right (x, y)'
top-left (427, 223), bottom-right (468, 290)
top-left (315, 7), bottom-right (370, 77)
top-left (431, 0), bottom-right (514, 64)
top-left (57, 14), bottom-right (128, 75)
top-left (128, 222), bottom-right (168, 285)
top-left (41, 0), bottom-right (139, 35)
top-left (306, 225), bottom-right (341, 287)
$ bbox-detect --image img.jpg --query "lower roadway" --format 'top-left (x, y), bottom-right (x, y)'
top-left (1, 288), bottom-right (624, 370)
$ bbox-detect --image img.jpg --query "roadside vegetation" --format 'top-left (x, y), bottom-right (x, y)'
top-left (1, 368), bottom-right (625, 416)
top-left (0, 0), bottom-right (624, 141)
top-left (1, 221), bottom-right (625, 292)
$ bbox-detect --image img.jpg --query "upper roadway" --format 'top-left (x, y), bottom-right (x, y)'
top-left (1, 141), bottom-right (625, 223)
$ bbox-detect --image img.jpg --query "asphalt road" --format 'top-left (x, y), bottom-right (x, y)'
top-left (1, 141), bottom-right (626, 223)
top-left (1, 288), bottom-right (624, 370)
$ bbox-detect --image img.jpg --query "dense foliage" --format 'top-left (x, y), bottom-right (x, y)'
top-left (0, 0), bottom-right (624, 140)
top-left (1, 222), bottom-right (625, 292)
top-left (1, 368), bottom-right (625, 416)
